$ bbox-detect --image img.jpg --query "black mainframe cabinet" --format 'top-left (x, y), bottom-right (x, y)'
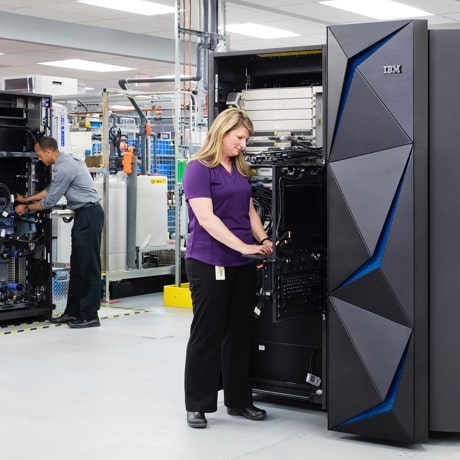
top-left (0, 91), bottom-right (54, 321)
top-left (326, 20), bottom-right (429, 443)
top-left (213, 19), bottom-right (460, 446)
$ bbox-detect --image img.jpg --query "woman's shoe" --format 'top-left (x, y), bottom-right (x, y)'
top-left (187, 411), bottom-right (207, 428)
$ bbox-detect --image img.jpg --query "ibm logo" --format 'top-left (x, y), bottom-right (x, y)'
top-left (383, 65), bottom-right (402, 74)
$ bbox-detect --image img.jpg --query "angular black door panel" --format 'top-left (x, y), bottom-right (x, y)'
top-left (326, 20), bottom-right (429, 443)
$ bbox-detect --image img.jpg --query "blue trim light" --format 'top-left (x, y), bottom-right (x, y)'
top-left (338, 346), bottom-right (409, 427)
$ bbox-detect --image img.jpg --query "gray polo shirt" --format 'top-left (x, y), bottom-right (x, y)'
top-left (40, 152), bottom-right (100, 210)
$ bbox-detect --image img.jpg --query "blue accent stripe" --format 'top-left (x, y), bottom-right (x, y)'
top-left (335, 157), bottom-right (409, 291)
top-left (334, 28), bottom-right (403, 140)
top-left (338, 345), bottom-right (409, 427)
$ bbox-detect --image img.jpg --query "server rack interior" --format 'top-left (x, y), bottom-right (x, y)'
top-left (0, 91), bottom-right (54, 321)
top-left (270, 165), bottom-right (324, 322)
top-left (251, 165), bottom-right (325, 402)
top-left (210, 46), bottom-right (326, 402)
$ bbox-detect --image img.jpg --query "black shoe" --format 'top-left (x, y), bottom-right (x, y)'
top-left (50, 314), bottom-right (77, 324)
top-left (227, 404), bottom-right (266, 421)
top-left (68, 318), bottom-right (100, 329)
top-left (187, 411), bottom-right (207, 428)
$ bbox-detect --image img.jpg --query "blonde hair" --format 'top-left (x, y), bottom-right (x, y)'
top-left (189, 108), bottom-right (254, 177)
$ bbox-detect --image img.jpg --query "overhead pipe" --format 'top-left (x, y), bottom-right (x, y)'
top-left (118, 42), bottom-right (204, 92)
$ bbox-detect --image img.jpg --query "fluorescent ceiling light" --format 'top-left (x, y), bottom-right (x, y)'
top-left (226, 23), bottom-right (300, 39)
top-left (77, 0), bottom-right (174, 16)
top-left (320, 0), bottom-right (433, 20)
top-left (39, 59), bottom-right (134, 72)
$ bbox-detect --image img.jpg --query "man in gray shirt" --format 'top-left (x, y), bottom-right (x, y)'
top-left (15, 136), bottom-right (105, 328)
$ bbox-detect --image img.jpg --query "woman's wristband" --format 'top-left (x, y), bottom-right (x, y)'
top-left (259, 237), bottom-right (270, 244)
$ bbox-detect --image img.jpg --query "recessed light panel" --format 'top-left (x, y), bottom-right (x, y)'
top-left (77, 0), bottom-right (175, 16)
top-left (39, 59), bottom-right (134, 72)
top-left (320, 0), bottom-right (433, 20)
top-left (226, 23), bottom-right (300, 39)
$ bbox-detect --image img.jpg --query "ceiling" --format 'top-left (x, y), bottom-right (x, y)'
top-left (0, 0), bottom-right (460, 99)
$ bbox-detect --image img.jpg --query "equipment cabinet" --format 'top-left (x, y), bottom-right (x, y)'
top-left (0, 91), bottom-right (54, 321)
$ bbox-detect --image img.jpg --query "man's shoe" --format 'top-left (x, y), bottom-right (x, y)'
top-left (50, 314), bottom-right (76, 324)
top-left (187, 411), bottom-right (207, 428)
top-left (68, 318), bottom-right (100, 329)
top-left (227, 404), bottom-right (266, 420)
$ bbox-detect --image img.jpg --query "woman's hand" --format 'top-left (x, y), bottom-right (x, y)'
top-left (260, 238), bottom-right (273, 251)
top-left (240, 241), bottom-right (273, 256)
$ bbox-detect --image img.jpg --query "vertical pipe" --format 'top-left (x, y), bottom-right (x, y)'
top-left (174, 0), bottom-right (182, 285)
top-left (126, 167), bottom-right (137, 269)
top-left (126, 106), bottom-right (138, 269)
top-left (101, 91), bottom-right (110, 299)
top-left (140, 133), bottom-right (148, 175)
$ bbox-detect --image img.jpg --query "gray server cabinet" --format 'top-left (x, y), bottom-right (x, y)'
top-left (429, 29), bottom-right (460, 432)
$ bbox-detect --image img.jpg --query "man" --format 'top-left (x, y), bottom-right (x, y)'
top-left (15, 136), bottom-right (104, 328)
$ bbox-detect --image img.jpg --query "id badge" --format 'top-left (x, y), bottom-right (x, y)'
top-left (215, 265), bottom-right (225, 280)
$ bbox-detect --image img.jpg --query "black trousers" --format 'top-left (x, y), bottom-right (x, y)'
top-left (184, 258), bottom-right (256, 413)
top-left (64, 203), bottom-right (104, 320)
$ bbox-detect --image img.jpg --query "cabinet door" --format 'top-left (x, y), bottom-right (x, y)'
top-left (326, 20), bottom-right (429, 444)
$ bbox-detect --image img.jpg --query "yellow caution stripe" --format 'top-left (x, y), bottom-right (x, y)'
top-left (102, 310), bottom-right (150, 320)
top-left (2, 322), bottom-right (64, 335)
top-left (0, 309), bottom-right (150, 336)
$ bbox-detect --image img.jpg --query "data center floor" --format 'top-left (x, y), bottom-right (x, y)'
top-left (0, 292), bottom-right (459, 460)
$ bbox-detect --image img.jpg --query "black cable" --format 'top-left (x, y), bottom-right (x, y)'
top-left (252, 186), bottom-right (272, 235)
top-left (24, 127), bottom-right (38, 145)
top-left (0, 182), bottom-right (11, 214)
top-left (276, 176), bottom-right (284, 241)
top-left (254, 264), bottom-right (266, 318)
top-left (14, 232), bottom-right (45, 246)
top-left (109, 125), bottom-right (122, 155)
top-left (246, 147), bottom-right (322, 165)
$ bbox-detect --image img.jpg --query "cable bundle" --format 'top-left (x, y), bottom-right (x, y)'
top-left (0, 182), bottom-right (11, 214)
top-left (252, 185), bottom-right (272, 235)
top-left (246, 146), bottom-right (323, 165)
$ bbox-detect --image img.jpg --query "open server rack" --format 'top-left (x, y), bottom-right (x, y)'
top-left (210, 46), bottom-right (326, 402)
top-left (0, 91), bottom-right (54, 321)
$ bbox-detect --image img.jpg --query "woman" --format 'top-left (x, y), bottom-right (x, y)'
top-left (182, 108), bottom-right (273, 428)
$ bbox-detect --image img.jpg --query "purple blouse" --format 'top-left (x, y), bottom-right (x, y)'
top-left (183, 160), bottom-right (254, 267)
